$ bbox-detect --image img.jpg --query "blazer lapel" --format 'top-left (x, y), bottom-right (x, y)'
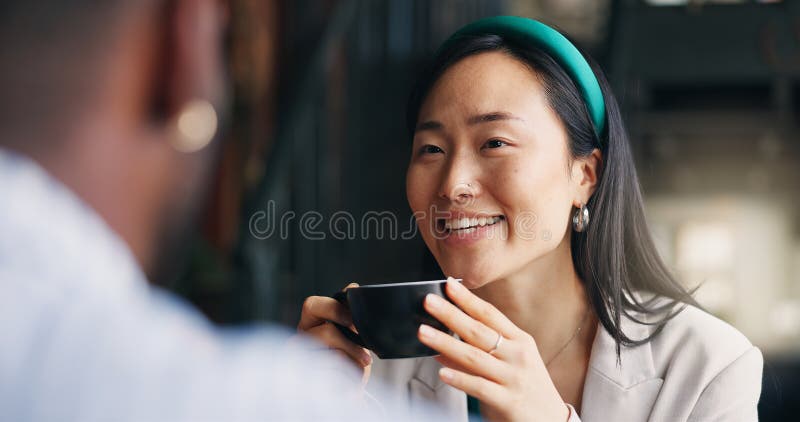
top-left (410, 357), bottom-right (468, 420)
top-left (579, 313), bottom-right (663, 422)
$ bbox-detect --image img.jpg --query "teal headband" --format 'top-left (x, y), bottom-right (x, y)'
top-left (440, 16), bottom-right (607, 138)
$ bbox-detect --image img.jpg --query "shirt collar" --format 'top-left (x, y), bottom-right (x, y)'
top-left (0, 147), bottom-right (147, 295)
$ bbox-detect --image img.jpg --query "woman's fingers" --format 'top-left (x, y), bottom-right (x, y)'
top-left (361, 359), bottom-right (372, 386)
top-left (444, 278), bottom-right (520, 339)
top-left (297, 295), bottom-right (353, 331)
top-left (438, 367), bottom-right (507, 410)
top-left (424, 292), bottom-right (499, 353)
top-left (297, 282), bottom-right (359, 332)
top-left (293, 285), bottom-right (372, 382)
top-left (306, 323), bottom-right (372, 368)
top-left (434, 355), bottom-right (472, 374)
top-left (418, 323), bottom-right (508, 383)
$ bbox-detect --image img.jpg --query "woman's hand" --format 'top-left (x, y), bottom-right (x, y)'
top-left (294, 283), bottom-right (373, 379)
top-left (418, 278), bottom-right (569, 422)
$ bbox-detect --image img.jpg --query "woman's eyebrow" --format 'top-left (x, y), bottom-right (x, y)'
top-left (467, 111), bottom-right (525, 125)
top-left (414, 120), bottom-right (443, 133)
top-left (415, 112), bottom-right (525, 134)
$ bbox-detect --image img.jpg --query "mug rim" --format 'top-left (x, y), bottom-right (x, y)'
top-left (355, 278), bottom-right (462, 289)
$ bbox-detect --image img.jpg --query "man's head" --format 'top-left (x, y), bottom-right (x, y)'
top-left (0, 0), bottom-right (229, 283)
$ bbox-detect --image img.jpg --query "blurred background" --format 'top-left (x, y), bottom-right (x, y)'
top-left (169, 0), bottom-right (799, 418)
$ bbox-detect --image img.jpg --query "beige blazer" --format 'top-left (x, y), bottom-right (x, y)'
top-left (367, 304), bottom-right (763, 422)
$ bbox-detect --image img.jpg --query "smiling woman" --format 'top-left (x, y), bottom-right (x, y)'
top-left (384, 16), bottom-right (762, 421)
top-left (296, 16), bottom-right (764, 422)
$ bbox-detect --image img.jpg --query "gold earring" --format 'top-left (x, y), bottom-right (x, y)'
top-left (170, 99), bottom-right (218, 153)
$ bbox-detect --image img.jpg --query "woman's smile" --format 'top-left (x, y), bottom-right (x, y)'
top-left (438, 215), bottom-right (506, 247)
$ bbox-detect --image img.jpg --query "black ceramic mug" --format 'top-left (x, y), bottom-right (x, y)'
top-left (332, 279), bottom-right (457, 359)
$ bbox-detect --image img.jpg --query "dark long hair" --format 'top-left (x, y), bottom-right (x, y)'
top-left (407, 34), bottom-right (701, 356)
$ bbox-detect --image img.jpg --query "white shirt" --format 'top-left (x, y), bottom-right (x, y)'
top-left (0, 148), bottom-right (433, 421)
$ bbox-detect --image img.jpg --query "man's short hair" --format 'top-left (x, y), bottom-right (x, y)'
top-left (0, 1), bottom-right (153, 142)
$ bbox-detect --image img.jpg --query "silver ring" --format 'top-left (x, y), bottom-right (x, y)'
top-left (488, 332), bottom-right (503, 354)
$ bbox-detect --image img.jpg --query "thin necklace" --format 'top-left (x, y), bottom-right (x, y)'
top-left (545, 307), bottom-right (591, 367)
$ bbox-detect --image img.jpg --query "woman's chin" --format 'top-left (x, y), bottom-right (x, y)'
top-left (437, 254), bottom-right (505, 289)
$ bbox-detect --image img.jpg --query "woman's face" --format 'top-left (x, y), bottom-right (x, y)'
top-left (407, 51), bottom-right (592, 289)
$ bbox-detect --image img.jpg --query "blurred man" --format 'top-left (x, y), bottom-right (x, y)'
top-left (0, 1), bottom-right (423, 420)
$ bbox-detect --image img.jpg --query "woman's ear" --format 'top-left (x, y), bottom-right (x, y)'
top-left (571, 148), bottom-right (602, 206)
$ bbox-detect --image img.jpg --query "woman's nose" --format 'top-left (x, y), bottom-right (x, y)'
top-left (438, 157), bottom-right (482, 206)
top-left (449, 182), bottom-right (478, 206)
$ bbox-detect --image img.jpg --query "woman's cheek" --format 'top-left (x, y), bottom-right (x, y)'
top-left (405, 170), bottom-right (427, 211)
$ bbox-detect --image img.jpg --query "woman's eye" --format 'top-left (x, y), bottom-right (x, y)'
top-left (420, 145), bottom-right (444, 154)
top-left (483, 139), bottom-right (507, 149)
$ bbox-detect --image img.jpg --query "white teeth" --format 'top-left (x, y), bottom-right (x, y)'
top-left (443, 215), bottom-right (503, 231)
top-left (462, 227), bottom-right (476, 234)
